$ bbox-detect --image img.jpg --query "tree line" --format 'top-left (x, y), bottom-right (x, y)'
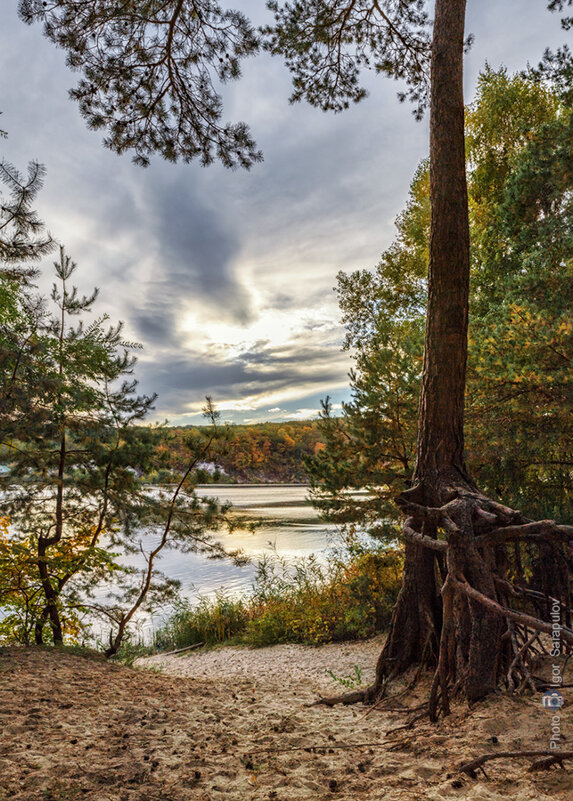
top-left (145, 421), bottom-right (324, 484)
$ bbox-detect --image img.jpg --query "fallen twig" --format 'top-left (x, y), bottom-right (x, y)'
top-left (156, 642), bottom-right (205, 657)
top-left (384, 710), bottom-right (428, 736)
top-left (460, 750), bottom-right (573, 776)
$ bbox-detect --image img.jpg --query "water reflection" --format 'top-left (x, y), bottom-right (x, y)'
top-left (131, 484), bottom-right (337, 602)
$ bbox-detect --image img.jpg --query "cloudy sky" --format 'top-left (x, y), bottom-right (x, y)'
top-left (0, 1), bottom-right (569, 425)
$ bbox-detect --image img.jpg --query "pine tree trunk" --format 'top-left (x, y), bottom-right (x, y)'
top-left (316, 0), bottom-right (571, 715)
top-left (370, 0), bottom-right (503, 703)
top-left (368, 0), bottom-right (469, 690)
top-left (371, 540), bottom-right (440, 690)
top-left (37, 538), bottom-right (64, 646)
top-left (416, 0), bottom-right (470, 493)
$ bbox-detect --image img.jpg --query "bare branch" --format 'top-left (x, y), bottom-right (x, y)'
top-left (460, 750), bottom-right (573, 776)
top-left (476, 520), bottom-right (573, 546)
top-left (452, 576), bottom-right (573, 644)
top-left (402, 517), bottom-right (447, 552)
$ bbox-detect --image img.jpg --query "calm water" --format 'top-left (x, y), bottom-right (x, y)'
top-left (1, 483), bottom-right (341, 643)
top-left (100, 484), bottom-right (372, 642)
top-left (132, 483), bottom-right (337, 603)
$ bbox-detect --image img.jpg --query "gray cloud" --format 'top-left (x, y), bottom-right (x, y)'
top-left (238, 342), bottom-right (342, 368)
top-left (130, 311), bottom-right (178, 350)
top-left (271, 293), bottom-right (295, 310)
top-left (0, 1), bottom-right (569, 423)
top-left (137, 335), bottom-right (351, 419)
top-left (145, 177), bottom-right (254, 328)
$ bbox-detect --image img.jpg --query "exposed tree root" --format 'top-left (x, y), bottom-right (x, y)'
top-left (316, 480), bottom-right (572, 719)
top-left (459, 750), bottom-right (573, 776)
top-left (313, 689), bottom-right (368, 707)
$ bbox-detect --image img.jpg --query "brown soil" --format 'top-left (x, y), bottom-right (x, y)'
top-left (0, 640), bottom-right (571, 800)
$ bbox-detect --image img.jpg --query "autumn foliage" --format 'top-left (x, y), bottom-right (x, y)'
top-left (147, 421), bottom-right (324, 484)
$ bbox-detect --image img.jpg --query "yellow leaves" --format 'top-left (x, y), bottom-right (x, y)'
top-left (55, 526), bottom-right (100, 560)
top-left (0, 515), bottom-right (113, 644)
top-left (61, 616), bottom-right (83, 642)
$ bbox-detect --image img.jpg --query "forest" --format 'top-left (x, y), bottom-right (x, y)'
top-left (146, 420), bottom-right (324, 484)
top-left (1, 1), bottom-right (573, 798)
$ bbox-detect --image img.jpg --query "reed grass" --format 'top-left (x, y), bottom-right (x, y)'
top-left (153, 542), bottom-right (403, 651)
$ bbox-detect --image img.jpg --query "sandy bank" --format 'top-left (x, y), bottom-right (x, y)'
top-left (0, 640), bottom-right (571, 800)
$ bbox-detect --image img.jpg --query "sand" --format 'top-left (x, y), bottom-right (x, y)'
top-left (0, 638), bottom-right (571, 800)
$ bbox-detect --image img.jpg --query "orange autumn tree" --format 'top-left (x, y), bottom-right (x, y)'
top-left (0, 517), bottom-right (113, 644)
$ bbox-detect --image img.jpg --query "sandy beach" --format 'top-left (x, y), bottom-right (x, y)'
top-left (0, 639), bottom-right (571, 800)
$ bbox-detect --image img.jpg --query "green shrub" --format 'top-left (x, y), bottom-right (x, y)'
top-left (155, 544), bottom-right (403, 651)
top-left (154, 593), bottom-right (252, 650)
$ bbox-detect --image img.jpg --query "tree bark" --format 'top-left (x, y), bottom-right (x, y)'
top-left (36, 537), bottom-right (64, 645)
top-left (371, 539), bottom-right (440, 690)
top-left (370, 0), bottom-right (470, 691)
top-left (416, 0), bottom-right (470, 492)
top-left (367, 0), bottom-right (505, 705)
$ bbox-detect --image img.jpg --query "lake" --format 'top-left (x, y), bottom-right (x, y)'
top-left (1, 482), bottom-right (341, 644)
top-left (123, 484), bottom-right (340, 637)
top-left (144, 483), bottom-right (336, 597)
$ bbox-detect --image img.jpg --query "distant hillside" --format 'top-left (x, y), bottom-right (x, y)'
top-left (149, 420), bottom-right (325, 484)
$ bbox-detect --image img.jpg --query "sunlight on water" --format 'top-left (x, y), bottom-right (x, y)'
top-left (91, 484), bottom-right (375, 643)
top-left (127, 484), bottom-right (338, 604)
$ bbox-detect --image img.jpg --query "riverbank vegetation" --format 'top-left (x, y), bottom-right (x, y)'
top-left (152, 543), bottom-right (402, 653)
